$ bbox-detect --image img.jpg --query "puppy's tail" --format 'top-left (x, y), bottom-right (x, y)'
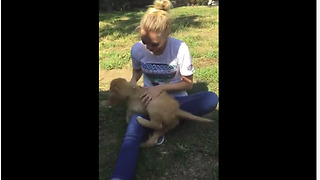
top-left (177, 110), bottom-right (214, 123)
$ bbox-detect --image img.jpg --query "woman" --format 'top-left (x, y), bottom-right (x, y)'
top-left (110, 0), bottom-right (218, 179)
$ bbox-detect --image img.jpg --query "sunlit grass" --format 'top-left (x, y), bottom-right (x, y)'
top-left (99, 6), bottom-right (218, 70)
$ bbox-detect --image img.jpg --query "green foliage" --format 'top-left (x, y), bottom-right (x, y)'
top-left (99, 0), bottom-right (212, 11)
top-left (99, 0), bottom-right (129, 11)
top-left (99, 0), bottom-right (154, 11)
top-left (173, 0), bottom-right (209, 7)
top-left (189, 0), bottom-right (207, 5)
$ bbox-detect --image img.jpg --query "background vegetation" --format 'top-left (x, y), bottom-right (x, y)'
top-left (99, 0), bottom-right (214, 11)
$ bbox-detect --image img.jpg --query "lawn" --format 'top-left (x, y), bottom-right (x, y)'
top-left (99, 5), bottom-right (219, 180)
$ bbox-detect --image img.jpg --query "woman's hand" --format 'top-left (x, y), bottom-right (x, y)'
top-left (140, 86), bottom-right (163, 106)
top-left (139, 75), bottom-right (193, 106)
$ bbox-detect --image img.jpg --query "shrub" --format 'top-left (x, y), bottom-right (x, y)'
top-left (172, 0), bottom-right (208, 7)
top-left (99, 0), bottom-right (210, 11)
top-left (99, 0), bottom-right (154, 11)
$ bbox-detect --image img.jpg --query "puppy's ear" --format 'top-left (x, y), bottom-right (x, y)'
top-left (110, 78), bottom-right (127, 92)
top-left (110, 81), bottom-right (121, 93)
top-left (107, 97), bottom-right (120, 107)
top-left (111, 86), bottom-right (120, 93)
top-left (107, 90), bottom-right (120, 107)
top-left (106, 98), bottom-right (114, 107)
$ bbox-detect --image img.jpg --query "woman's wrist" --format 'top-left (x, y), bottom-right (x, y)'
top-left (130, 79), bottom-right (137, 84)
top-left (157, 84), bottom-right (166, 92)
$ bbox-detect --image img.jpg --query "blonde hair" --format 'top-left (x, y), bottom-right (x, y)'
top-left (140, 0), bottom-right (173, 38)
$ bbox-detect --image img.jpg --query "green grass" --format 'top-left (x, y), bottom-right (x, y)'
top-left (99, 6), bottom-right (219, 73)
top-left (100, 51), bottom-right (131, 70)
top-left (99, 5), bottom-right (219, 180)
top-left (194, 64), bottom-right (219, 95)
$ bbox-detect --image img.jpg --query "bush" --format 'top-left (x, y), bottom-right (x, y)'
top-left (99, 0), bottom-right (154, 11)
top-left (99, 0), bottom-right (210, 11)
top-left (99, 0), bottom-right (129, 11)
top-left (172, 0), bottom-right (209, 7)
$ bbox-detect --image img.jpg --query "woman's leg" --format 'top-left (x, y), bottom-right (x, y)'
top-left (110, 114), bottom-right (148, 180)
top-left (175, 91), bottom-right (219, 116)
top-left (110, 92), bottom-right (218, 179)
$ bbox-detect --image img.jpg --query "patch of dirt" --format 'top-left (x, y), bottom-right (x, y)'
top-left (99, 65), bottom-right (143, 91)
top-left (99, 65), bottom-right (208, 91)
top-left (193, 58), bottom-right (219, 68)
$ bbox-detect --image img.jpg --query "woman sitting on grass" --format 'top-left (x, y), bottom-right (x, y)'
top-left (110, 0), bottom-right (219, 179)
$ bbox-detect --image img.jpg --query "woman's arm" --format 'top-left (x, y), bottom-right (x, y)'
top-left (159, 75), bottom-right (193, 92)
top-left (130, 68), bottom-right (143, 84)
top-left (140, 75), bottom-right (193, 105)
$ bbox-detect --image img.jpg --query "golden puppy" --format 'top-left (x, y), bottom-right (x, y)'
top-left (107, 78), bottom-right (214, 147)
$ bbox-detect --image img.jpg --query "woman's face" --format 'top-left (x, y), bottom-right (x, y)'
top-left (140, 29), bottom-right (168, 55)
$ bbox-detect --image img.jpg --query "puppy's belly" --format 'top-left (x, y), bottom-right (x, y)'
top-left (147, 103), bottom-right (179, 115)
top-left (147, 105), bottom-right (179, 124)
top-left (130, 104), bottom-right (147, 114)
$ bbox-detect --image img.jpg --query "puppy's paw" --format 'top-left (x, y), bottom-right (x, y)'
top-left (140, 142), bottom-right (156, 148)
top-left (140, 136), bottom-right (159, 148)
top-left (137, 116), bottom-right (147, 121)
top-left (137, 116), bottom-right (148, 124)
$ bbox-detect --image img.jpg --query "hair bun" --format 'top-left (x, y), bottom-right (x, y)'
top-left (153, 0), bottom-right (173, 11)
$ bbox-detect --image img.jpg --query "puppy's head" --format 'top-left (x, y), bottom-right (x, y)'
top-left (107, 78), bottom-right (132, 107)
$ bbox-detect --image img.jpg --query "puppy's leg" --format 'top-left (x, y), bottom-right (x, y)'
top-left (137, 116), bottom-right (162, 130)
top-left (126, 109), bottom-right (133, 124)
top-left (140, 130), bottom-right (164, 148)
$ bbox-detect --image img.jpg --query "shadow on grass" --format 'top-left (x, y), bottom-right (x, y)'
top-left (187, 81), bottom-right (209, 94)
top-left (99, 11), bottom-right (142, 39)
top-left (99, 11), bottom-right (203, 39)
top-left (171, 15), bottom-right (201, 33)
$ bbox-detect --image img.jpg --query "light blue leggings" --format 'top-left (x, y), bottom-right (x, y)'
top-left (110, 91), bottom-right (218, 180)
